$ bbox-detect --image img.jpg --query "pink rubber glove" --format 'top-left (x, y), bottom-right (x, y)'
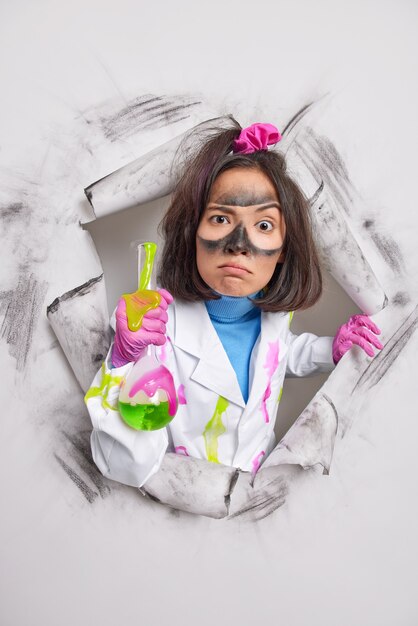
top-left (111, 288), bottom-right (173, 368)
top-left (332, 314), bottom-right (383, 365)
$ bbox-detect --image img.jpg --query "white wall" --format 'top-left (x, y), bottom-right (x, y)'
top-left (1, 1), bottom-right (417, 625)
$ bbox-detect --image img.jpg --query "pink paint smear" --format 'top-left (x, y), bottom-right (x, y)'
top-left (251, 450), bottom-right (265, 475)
top-left (261, 341), bottom-right (279, 423)
top-left (175, 445), bottom-right (189, 456)
top-left (177, 384), bottom-right (187, 405)
top-left (129, 365), bottom-right (177, 416)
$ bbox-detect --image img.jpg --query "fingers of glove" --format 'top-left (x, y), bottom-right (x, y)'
top-left (140, 330), bottom-right (167, 346)
top-left (121, 328), bottom-right (166, 351)
top-left (345, 333), bottom-right (375, 357)
top-left (349, 314), bottom-right (381, 335)
top-left (143, 306), bottom-right (168, 322)
top-left (141, 316), bottom-right (167, 333)
top-left (158, 288), bottom-right (174, 307)
top-left (333, 339), bottom-right (352, 363)
top-left (115, 297), bottom-right (128, 323)
top-left (351, 326), bottom-right (384, 350)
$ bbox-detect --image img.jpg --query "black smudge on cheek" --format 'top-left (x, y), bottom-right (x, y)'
top-left (222, 223), bottom-right (251, 253)
top-left (197, 223), bottom-right (283, 257)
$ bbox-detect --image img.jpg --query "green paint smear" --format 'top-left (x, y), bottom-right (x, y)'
top-left (288, 311), bottom-right (294, 327)
top-left (119, 400), bottom-right (172, 431)
top-left (84, 363), bottom-right (123, 410)
top-left (277, 386), bottom-right (283, 403)
top-left (203, 396), bottom-right (229, 463)
top-left (121, 242), bottom-right (160, 332)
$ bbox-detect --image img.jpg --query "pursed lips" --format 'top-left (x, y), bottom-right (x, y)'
top-left (218, 263), bottom-right (251, 273)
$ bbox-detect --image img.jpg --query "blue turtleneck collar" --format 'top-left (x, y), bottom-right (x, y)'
top-left (204, 290), bottom-right (262, 321)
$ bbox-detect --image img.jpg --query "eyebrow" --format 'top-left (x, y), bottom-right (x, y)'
top-left (207, 202), bottom-right (280, 214)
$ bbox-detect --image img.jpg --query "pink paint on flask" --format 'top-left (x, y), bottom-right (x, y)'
top-left (129, 365), bottom-right (177, 416)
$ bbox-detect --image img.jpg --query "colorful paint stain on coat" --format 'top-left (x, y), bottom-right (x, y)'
top-left (288, 311), bottom-right (294, 327)
top-left (177, 385), bottom-right (187, 404)
top-left (203, 396), bottom-right (229, 463)
top-left (84, 363), bottom-right (123, 411)
top-left (261, 341), bottom-right (279, 423)
top-left (158, 335), bottom-right (173, 363)
top-left (251, 450), bottom-right (265, 475)
top-left (177, 384), bottom-right (187, 405)
top-left (175, 445), bottom-right (189, 456)
top-left (277, 386), bottom-right (283, 403)
top-left (158, 342), bottom-right (167, 362)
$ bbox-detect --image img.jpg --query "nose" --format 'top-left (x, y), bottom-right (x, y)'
top-left (223, 224), bottom-right (251, 255)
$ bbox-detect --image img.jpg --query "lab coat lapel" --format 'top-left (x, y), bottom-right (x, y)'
top-left (173, 299), bottom-right (245, 408)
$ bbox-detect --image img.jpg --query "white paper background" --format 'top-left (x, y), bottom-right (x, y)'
top-left (1, 1), bottom-right (417, 624)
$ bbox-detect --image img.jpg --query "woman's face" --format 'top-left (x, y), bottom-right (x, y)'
top-left (196, 167), bottom-right (286, 297)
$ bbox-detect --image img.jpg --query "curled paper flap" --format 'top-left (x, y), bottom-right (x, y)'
top-left (143, 452), bottom-right (239, 519)
top-left (47, 274), bottom-right (111, 392)
top-left (83, 116), bottom-right (236, 222)
top-left (262, 392), bottom-right (338, 474)
top-left (310, 196), bottom-right (387, 315)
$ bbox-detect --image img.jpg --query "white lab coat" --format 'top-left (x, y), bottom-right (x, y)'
top-left (85, 298), bottom-right (335, 489)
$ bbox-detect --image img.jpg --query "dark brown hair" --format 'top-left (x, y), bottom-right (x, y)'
top-left (158, 115), bottom-right (322, 312)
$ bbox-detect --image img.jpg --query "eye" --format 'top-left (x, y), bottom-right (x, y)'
top-left (210, 215), bottom-right (229, 225)
top-left (257, 220), bottom-right (274, 232)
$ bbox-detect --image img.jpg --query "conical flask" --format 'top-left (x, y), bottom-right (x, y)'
top-left (118, 241), bottom-right (178, 430)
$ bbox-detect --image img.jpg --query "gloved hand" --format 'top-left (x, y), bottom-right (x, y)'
top-left (332, 314), bottom-right (383, 365)
top-left (111, 288), bottom-right (173, 368)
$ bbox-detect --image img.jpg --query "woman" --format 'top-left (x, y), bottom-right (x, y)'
top-left (85, 118), bottom-right (383, 489)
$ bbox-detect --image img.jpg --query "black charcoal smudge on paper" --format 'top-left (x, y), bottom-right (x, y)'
top-left (352, 304), bottom-right (418, 393)
top-left (281, 101), bottom-right (317, 136)
top-left (54, 453), bottom-right (99, 503)
top-left (0, 202), bottom-right (25, 226)
top-left (228, 476), bottom-right (289, 522)
top-left (46, 274), bottom-right (104, 315)
top-left (293, 126), bottom-right (354, 216)
top-left (392, 291), bottom-right (410, 306)
top-left (362, 217), bottom-right (405, 274)
top-left (61, 429), bottom-right (111, 499)
top-left (0, 270), bottom-right (49, 371)
top-left (90, 94), bottom-right (202, 142)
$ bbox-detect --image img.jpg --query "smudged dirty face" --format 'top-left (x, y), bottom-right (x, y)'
top-left (196, 167), bottom-right (286, 296)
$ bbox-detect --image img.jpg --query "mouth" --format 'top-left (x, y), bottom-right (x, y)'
top-left (218, 263), bottom-right (251, 275)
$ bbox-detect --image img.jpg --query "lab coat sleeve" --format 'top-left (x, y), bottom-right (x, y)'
top-left (84, 314), bottom-right (169, 489)
top-left (285, 331), bottom-right (335, 378)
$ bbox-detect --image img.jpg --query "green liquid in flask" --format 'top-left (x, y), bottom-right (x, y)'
top-left (118, 400), bottom-right (172, 431)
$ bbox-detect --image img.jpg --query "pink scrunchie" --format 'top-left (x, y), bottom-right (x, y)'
top-left (232, 123), bottom-right (282, 154)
